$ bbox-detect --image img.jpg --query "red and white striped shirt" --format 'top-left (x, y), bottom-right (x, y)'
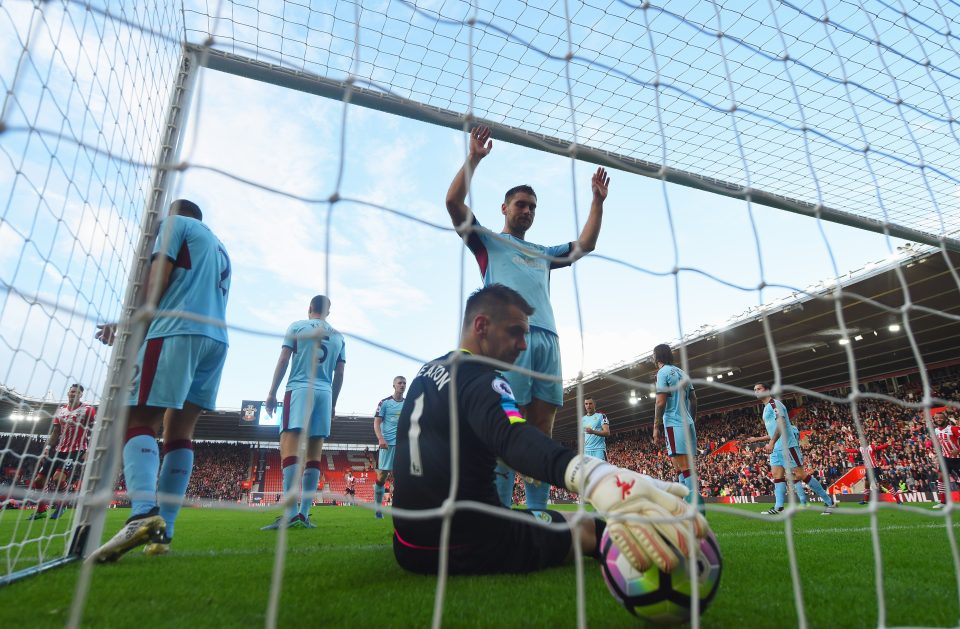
top-left (936, 425), bottom-right (960, 459)
top-left (846, 444), bottom-right (889, 468)
top-left (52, 404), bottom-right (96, 453)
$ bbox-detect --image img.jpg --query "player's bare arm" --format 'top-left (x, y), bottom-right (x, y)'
top-left (764, 425), bottom-right (782, 453)
top-left (265, 346), bottom-right (293, 416)
top-left (94, 248), bottom-right (176, 346)
top-left (331, 360), bottom-right (345, 418)
top-left (687, 390), bottom-right (698, 423)
top-left (596, 421), bottom-right (611, 438)
top-left (652, 392), bottom-right (668, 444)
top-left (445, 126), bottom-right (493, 228)
top-left (39, 423), bottom-right (62, 468)
top-left (373, 416), bottom-right (388, 449)
top-left (575, 167), bottom-right (610, 255)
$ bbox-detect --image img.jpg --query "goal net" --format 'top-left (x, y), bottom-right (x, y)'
top-left (0, 0), bottom-right (184, 583)
top-left (2, 1), bottom-right (959, 628)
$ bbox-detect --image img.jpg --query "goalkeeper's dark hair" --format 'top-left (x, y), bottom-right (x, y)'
top-left (653, 344), bottom-right (673, 366)
top-left (309, 295), bottom-right (331, 316)
top-left (464, 284), bottom-right (534, 326)
top-left (170, 199), bottom-right (202, 221)
top-left (754, 382), bottom-right (772, 392)
top-left (504, 185), bottom-right (536, 204)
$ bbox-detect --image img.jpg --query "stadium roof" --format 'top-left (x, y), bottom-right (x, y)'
top-left (3, 246), bottom-right (958, 447)
top-left (553, 245), bottom-right (960, 442)
top-left (0, 390), bottom-right (379, 446)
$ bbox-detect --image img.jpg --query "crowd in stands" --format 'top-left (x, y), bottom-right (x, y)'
top-left (4, 369), bottom-right (959, 507)
top-left (585, 372), bottom-right (960, 498)
top-left (509, 371), bottom-right (960, 503)
top-left (184, 443), bottom-right (250, 502)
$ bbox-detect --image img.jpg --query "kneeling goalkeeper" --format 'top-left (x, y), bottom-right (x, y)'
top-left (392, 284), bottom-right (709, 575)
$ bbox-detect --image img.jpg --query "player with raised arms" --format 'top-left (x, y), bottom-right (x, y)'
top-left (845, 437), bottom-right (903, 505)
top-left (91, 199), bottom-right (231, 560)
top-left (582, 398), bottom-right (610, 460)
top-left (652, 344), bottom-right (700, 506)
top-left (745, 383), bottom-right (836, 514)
top-left (445, 125), bottom-right (610, 511)
top-left (933, 412), bottom-right (960, 509)
top-left (391, 284), bottom-right (708, 575)
top-left (261, 295), bottom-right (345, 530)
top-left (29, 383), bottom-right (96, 520)
top-left (373, 376), bottom-right (406, 519)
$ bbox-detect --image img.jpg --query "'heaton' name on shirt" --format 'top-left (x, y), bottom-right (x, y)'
top-left (418, 362), bottom-right (451, 391)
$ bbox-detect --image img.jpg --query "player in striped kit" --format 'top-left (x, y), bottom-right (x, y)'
top-left (581, 398), bottom-right (609, 460)
top-left (933, 412), bottom-right (960, 509)
top-left (846, 440), bottom-right (903, 505)
top-left (29, 384), bottom-right (96, 520)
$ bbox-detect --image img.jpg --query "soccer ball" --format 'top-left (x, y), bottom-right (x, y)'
top-left (598, 528), bottom-right (722, 624)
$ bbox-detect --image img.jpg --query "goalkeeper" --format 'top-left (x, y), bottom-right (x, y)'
top-left (392, 284), bottom-right (708, 575)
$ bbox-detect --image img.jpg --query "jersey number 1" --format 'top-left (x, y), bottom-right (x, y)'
top-left (407, 393), bottom-right (424, 477)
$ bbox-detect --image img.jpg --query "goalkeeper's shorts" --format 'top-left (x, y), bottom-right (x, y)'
top-left (393, 509), bottom-right (572, 575)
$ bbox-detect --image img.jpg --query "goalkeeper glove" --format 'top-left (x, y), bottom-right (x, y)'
top-left (564, 454), bottom-right (709, 573)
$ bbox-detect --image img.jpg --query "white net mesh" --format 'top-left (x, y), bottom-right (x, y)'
top-left (0, 0), bottom-right (182, 580)
top-left (182, 0), bottom-right (960, 247)
top-left (2, 1), bottom-right (959, 628)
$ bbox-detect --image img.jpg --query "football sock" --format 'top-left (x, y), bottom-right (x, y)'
top-left (525, 479), bottom-right (550, 511)
top-left (803, 474), bottom-right (831, 505)
top-left (299, 462), bottom-right (321, 518)
top-left (938, 480), bottom-right (946, 504)
top-left (36, 501), bottom-right (49, 514)
top-left (374, 482), bottom-right (385, 508)
top-left (890, 485), bottom-right (903, 504)
top-left (282, 456), bottom-right (300, 520)
top-left (678, 469), bottom-right (696, 503)
top-left (123, 427), bottom-right (159, 517)
top-left (157, 440), bottom-right (193, 539)
top-left (494, 461), bottom-right (513, 508)
top-left (794, 481), bottom-right (808, 504)
top-left (774, 479), bottom-right (787, 509)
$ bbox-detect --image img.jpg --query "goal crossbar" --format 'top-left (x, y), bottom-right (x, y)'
top-left (190, 44), bottom-right (960, 254)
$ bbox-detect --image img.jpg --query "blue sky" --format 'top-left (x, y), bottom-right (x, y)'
top-left (5, 0), bottom-right (955, 420)
top-left (169, 67), bottom-right (908, 415)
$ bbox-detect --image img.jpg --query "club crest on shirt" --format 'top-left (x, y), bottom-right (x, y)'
top-left (491, 377), bottom-right (514, 399)
top-left (531, 510), bottom-right (553, 523)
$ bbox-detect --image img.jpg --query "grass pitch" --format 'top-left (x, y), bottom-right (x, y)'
top-left (0, 503), bottom-right (958, 628)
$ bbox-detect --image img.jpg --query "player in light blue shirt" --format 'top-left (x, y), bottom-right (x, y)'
top-left (262, 295), bottom-right (346, 529)
top-left (374, 376), bottom-right (407, 518)
top-left (92, 199), bottom-right (231, 561)
top-left (652, 344), bottom-right (700, 505)
top-left (582, 398), bottom-right (610, 460)
top-left (446, 125), bottom-right (610, 511)
top-left (746, 383), bottom-right (835, 515)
